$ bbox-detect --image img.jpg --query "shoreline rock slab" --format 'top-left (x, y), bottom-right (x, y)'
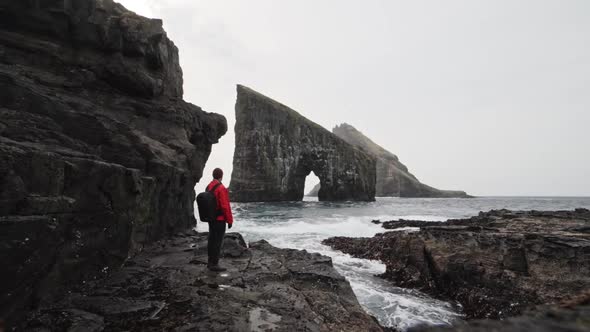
top-left (22, 231), bottom-right (386, 332)
top-left (0, 0), bottom-right (226, 324)
top-left (323, 209), bottom-right (590, 321)
top-left (230, 85), bottom-right (376, 202)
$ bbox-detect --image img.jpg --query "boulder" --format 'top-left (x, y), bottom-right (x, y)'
top-left (230, 85), bottom-right (376, 202)
top-left (0, 0), bottom-right (226, 325)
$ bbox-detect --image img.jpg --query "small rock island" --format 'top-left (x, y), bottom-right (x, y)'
top-left (230, 85), bottom-right (376, 202)
top-left (308, 124), bottom-right (469, 198)
top-left (333, 124), bottom-right (469, 198)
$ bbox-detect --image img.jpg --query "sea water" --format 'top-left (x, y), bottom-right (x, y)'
top-left (196, 197), bottom-right (590, 330)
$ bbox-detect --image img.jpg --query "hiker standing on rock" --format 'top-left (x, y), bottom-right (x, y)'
top-left (203, 168), bottom-right (234, 272)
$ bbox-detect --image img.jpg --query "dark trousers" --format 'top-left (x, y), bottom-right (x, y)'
top-left (207, 220), bottom-right (226, 266)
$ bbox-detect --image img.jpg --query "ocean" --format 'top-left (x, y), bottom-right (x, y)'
top-left (196, 196), bottom-right (590, 330)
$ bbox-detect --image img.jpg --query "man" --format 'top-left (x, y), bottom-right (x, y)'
top-left (205, 168), bottom-right (233, 272)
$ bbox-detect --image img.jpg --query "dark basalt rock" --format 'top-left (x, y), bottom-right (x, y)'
top-left (323, 209), bottom-right (590, 320)
top-left (21, 231), bottom-right (386, 332)
top-left (230, 85), bottom-right (376, 202)
top-left (380, 218), bottom-right (477, 229)
top-left (0, 0), bottom-right (226, 325)
top-left (410, 303), bottom-right (590, 332)
top-left (331, 123), bottom-right (470, 198)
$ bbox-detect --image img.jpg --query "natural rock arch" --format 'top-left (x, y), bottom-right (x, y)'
top-left (230, 85), bottom-right (376, 202)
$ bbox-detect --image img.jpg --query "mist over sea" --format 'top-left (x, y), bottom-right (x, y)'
top-left (197, 197), bottom-right (590, 330)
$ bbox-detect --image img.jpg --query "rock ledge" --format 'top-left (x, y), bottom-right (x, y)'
top-left (23, 231), bottom-right (385, 332)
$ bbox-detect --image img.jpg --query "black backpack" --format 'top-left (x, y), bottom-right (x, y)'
top-left (196, 182), bottom-right (222, 222)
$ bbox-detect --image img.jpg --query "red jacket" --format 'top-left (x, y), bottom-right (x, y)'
top-left (206, 180), bottom-right (233, 224)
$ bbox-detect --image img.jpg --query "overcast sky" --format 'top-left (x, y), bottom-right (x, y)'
top-left (118, 0), bottom-right (589, 196)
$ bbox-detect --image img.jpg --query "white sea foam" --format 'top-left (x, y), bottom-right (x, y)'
top-left (230, 205), bottom-right (462, 330)
top-left (196, 196), bottom-right (590, 330)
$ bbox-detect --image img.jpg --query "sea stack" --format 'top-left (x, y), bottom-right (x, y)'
top-left (330, 123), bottom-right (470, 197)
top-left (230, 86), bottom-right (376, 202)
top-left (0, 0), bottom-right (226, 323)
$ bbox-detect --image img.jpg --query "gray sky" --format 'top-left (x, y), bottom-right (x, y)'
top-left (119, 0), bottom-right (590, 196)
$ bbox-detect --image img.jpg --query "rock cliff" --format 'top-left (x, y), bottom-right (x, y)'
top-left (230, 86), bottom-right (376, 202)
top-left (0, 0), bottom-right (226, 324)
top-left (331, 123), bottom-right (469, 198)
top-left (324, 209), bottom-right (590, 320)
top-left (21, 232), bottom-right (385, 332)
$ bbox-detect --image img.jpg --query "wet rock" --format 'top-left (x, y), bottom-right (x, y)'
top-left (0, 0), bottom-right (226, 326)
top-left (230, 85), bottom-right (376, 202)
top-left (324, 209), bottom-right (590, 320)
top-left (331, 123), bottom-right (470, 198)
top-left (410, 304), bottom-right (590, 332)
top-left (381, 219), bottom-right (464, 229)
top-left (26, 309), bottom-right (105, 332)
top-left (22, 232), bottom-right (385, 332)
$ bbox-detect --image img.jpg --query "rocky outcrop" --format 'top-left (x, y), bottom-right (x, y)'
top-left (22, 231), bottom-right (385, 332)
top-left (0, 0), bottom-right (226, 325)
top-left (331, 123), bottom-right (469, 198)
top-left (324, 209), bottom-right (590, 320)
top-left (230, 86), bottom-right (376, 202)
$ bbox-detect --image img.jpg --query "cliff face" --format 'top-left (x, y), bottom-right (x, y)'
top-left (332, 123), bottom-right (469, 198)
top-left (230, 86), bottom-right (376, 202)
top-left (0, 0), bottom-right (226, 323)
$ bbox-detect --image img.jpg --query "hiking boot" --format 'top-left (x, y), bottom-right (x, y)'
top-left (207, 265), bottom-right (227, 272)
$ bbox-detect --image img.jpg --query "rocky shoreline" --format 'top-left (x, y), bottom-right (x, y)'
top-left (20, 231), bottom-right (384, 332)
top-left (2, 1), bottom-right (588, 331)
top-left (324, 209), bottom-right (590, 330)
